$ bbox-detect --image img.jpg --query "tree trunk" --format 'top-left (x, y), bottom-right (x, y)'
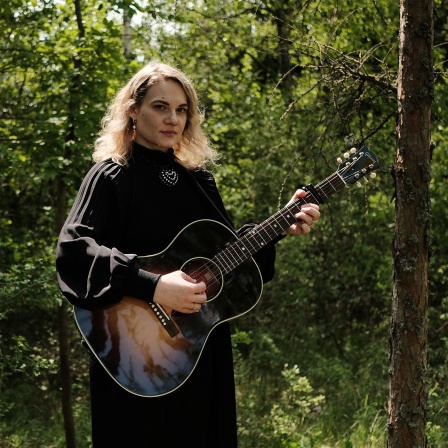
top-left (123, 9), bottom-right (132, 61)
top-left (388, 0), bottom-right (433, 446)
top-left (55, 1), bottom-right (86, 446)
top-left (272, 0), bottom-right (296, 98)
top-left (57, 297), bottom-right (77, 448)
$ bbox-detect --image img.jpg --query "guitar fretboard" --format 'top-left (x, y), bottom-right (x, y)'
top-left (213, 171), bottom-right (345, 275)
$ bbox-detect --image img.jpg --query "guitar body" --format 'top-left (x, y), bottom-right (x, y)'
top-left (74, 219), bottom-right (263, 397)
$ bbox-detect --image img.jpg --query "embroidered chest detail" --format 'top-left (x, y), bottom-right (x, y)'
top-left (159, 168), bottom-right (179, 187)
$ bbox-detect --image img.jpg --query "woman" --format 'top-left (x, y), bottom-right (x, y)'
top-left (56, 61), bottom-right (320, 447)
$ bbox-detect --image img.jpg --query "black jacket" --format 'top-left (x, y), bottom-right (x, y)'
top-left (55, 143), bottom-right (279, 447)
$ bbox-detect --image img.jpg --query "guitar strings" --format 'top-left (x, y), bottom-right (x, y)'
top-left (184, 159), bottom-right (368, 297)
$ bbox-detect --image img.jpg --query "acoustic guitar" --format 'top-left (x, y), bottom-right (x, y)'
top-left (74, 147), bottom-right (379, 397)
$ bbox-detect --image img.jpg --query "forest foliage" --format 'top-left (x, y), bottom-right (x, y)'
top-left (1, 0), bottom-right (447, 446)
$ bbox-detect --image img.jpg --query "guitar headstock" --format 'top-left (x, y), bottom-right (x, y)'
top-left (337, 147), bottom-right (379, 186)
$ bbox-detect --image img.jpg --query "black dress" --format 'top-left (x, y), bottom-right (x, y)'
top-left (56, 143), bottom-right (278, 447)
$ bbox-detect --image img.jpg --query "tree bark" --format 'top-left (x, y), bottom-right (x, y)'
top-left (57, 298), bottom-right (76, 448)
top-left (388, 0), bottom-right (433, 446)
top-left (271, 0), bottom-right (296, 98)
top-left (55, 1), bottom-right (86, 447)
top-left (123, 8), bottom-right (132, 61)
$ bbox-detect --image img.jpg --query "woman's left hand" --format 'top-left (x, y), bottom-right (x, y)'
top-left (282, 189), bottom-right (321, 235)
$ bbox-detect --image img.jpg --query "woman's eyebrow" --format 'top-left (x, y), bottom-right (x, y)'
top-left (151, 98), bottom-right (188, 107)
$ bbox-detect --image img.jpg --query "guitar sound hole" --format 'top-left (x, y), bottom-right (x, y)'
top-left (182, 258), bottom-right (222, 301)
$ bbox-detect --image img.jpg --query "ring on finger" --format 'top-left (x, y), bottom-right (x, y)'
top-left (192, 303), bottom-right (196, 311)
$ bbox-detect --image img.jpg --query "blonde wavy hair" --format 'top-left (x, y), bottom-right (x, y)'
top-left (93, 61), bottom-right (218, 169)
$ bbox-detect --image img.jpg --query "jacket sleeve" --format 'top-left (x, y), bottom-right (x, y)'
top-left (55, 162), bottom-right (160, 309)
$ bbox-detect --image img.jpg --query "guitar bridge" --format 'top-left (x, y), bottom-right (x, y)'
top-left (149, 302), bottom-right (180, 338)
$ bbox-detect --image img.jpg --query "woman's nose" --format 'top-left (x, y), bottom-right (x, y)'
top-left (165, 110), bottom-right (178, 124)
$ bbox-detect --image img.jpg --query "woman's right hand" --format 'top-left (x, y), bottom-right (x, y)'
top-left (153, 270), bottom-right (207, 313)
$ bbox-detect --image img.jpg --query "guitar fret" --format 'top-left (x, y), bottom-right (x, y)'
top-left (226, 245), bottom-right (244, 267)
top-left (240, 232), bottom-right (258, 253)
top-left (263, 220), bottom-right (281, 239)
top-left (259, 219), bottom-right (282, 240)
top-left (317, 185), bottom-right (330, 200)
top-left (223, 250), bottom-right (237, 269)
top-left (270, 215), bottom-right (284, 233)
top-left (215, 237), bottom-right (254, 274)
top-left (320, 174), bottom-right (342, 197)
top-left (235, 240), bottom-right (252, 258)
top-left (214, 251), bottom-right (233, 274)
top-left (305, 191), bottom-right (320, 204)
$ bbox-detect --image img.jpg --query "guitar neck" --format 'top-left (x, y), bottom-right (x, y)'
top-left (214, 171), bottom-right (345, 275)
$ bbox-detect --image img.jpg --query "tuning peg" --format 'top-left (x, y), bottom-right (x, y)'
top-left (337, 157), bottom-right (343, 164)
top-left (370, 172), bottom-right (377, 179)
top-left (357, 181), bottom-right (362, 188)
top-left (344, 152), bottom-right (350, 159)
top-left (350, 147), bottom-right (357, 154)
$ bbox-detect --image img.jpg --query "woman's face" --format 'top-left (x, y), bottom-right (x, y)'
top-left (130, 79), bottom-right (188, 152)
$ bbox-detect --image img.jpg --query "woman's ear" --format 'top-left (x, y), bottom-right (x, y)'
top-left (128, 106), bottom-right (137, 121)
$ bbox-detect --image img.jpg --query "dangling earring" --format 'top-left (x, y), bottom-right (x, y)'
top-left (131, 119), bottom-right (136, 141)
